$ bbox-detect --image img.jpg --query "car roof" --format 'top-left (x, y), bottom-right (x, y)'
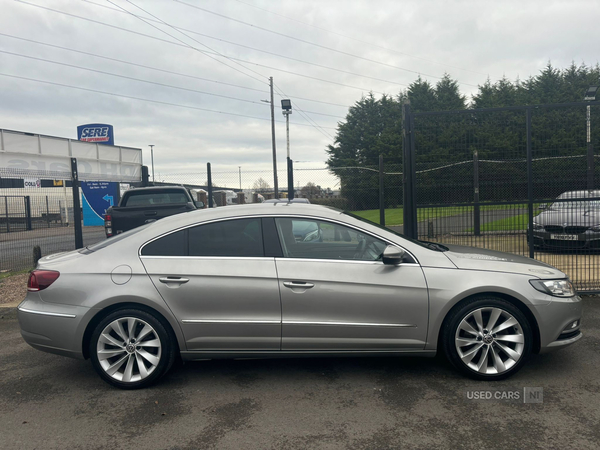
top-left (557, 190), bottom-right (600, 198)
top-left (141, 203), bottom-right (341, 235)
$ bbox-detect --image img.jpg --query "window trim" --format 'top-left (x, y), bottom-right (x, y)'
top-left (139, 216), bottom-right (267, 258)
top-left (272, 216), bottom-right (418, 264)
top-left (138, 214), bottom-right (418, 265)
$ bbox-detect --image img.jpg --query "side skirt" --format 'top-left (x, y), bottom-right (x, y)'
top-left (180, 350), bottom-right (437, 361)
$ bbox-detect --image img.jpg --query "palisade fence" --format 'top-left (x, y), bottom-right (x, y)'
top-left (0, 161), bottom-right (137, 272)
top-left (2, 101), bottom-right (599, 292)
top-left (405, 101), bottom-right (600, 292)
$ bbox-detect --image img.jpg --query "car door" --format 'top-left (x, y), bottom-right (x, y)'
top-left (274, 217), bottom-right (429, 351)
top-left (140, 217), bottom-right (282, 351)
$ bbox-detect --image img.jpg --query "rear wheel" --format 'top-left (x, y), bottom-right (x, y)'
top-left (90, 309), bottom-right (176, 389)
top-left (443, 297), bottom-right (532, 380)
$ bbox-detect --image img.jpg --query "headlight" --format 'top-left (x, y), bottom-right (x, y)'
top-left (591, 224), bottom-right (600, 232)
top-left (532, 222), bottom-right (544, 231)
top-left (530, 279), bottom-right (576, 297)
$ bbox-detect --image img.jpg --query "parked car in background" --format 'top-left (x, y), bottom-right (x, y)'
top-left (19, 204), bottom-right (581, 389)
top-left (105, 186), bottom-right (203, 237)
top-left (531, 190), bottom-right (600, 250)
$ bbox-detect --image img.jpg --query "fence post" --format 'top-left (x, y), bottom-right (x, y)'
top-left (24, 196), bottom-right (32, 231)
top-left (207, 162), bottom-right (213, 208)
top-left (402, 103), bottom-right (417, 239)
top-left (526, 108), bottom-right (534, 259)
top-left (71, 158), bottom-right (84, 249)
top-left (473, 150), bottom-right (481, 236)
top-left (45, 195), bottom-right (50, 228)
top-left (287, 158), bottom-right (294, 200)
top-left (379, 154), bottom-right (385, 226)
top-left (587, 104), bottom-right (594, 190)
top-left (4, 196), bottom-right (9, 233)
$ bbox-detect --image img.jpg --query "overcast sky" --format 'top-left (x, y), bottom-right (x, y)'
top-left (1, 0), bottom-right (599, 188)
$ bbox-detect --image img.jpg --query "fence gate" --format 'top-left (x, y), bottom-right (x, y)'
top-left (404, 101), bottom-right (600, 292)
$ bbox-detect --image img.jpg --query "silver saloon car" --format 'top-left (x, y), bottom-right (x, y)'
top-left (18, 204), bottom-right (582, 389)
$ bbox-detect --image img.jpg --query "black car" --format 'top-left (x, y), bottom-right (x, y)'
top-left (531, 190), bottom-right (600, 250)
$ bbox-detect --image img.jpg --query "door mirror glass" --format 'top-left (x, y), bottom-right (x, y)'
top-left (382, 245), bottom-right (406, 265)
top-left (194, 201), bottom-right (205, 208)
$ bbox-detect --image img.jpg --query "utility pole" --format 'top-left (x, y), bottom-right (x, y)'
top-left (239, 166), bottom-right (242, 190)
top-left (269, 77), bottom-right (279, 198)
top-left (149, 144), bottom-right (155, 183)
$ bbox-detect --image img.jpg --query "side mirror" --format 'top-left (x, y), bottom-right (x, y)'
top-left (382, 245), bottom-right (406, 265)
top-left (194, 201), bottom-right (205, 208)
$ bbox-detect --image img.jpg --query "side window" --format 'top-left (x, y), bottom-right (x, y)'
top-left (188, 218), bottom-right (264, 257)
top-left (275, 218), bottom-right (386, 261)
top-left (141, 230), bottom-right (186, 256)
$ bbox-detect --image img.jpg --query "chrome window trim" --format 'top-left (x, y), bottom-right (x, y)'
top-left (141, 256), bottom-right (274, 261)
top-left (181, 319), bottom-right (280, 324)
top-left (275, 257), bottom-right (419, 266)
top-left (273, 215), bottom-right (419, 264)
top-left (138, 213), bottom-right (418, 265)
top-left (17, 306), bottom-right (76, 318)
top-left (283, 320), bottom-right (416, 328)
top-left (139, 215), bottom-right (266, 257)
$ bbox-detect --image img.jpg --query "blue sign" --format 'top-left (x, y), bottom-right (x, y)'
top-left (81, 181), bottom-right (119, 226)
top-left (77, 123), bottom-right (114, 146)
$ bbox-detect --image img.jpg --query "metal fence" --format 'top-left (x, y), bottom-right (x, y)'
top-left (3, 101), bottom-right (598, 292)
top-left (1, 165), bottom-right (112, 272)
top-left (403, 101), bottom-right (600, 292)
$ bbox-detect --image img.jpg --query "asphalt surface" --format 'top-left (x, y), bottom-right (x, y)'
top-left (1, 299), bottom-right (599, 450)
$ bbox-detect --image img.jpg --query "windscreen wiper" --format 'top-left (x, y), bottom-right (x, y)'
top-left (419, 241), bottom-right (449, 252)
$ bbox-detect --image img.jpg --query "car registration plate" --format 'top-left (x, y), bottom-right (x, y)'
top-left (551, 234), bottom-right (578, 241)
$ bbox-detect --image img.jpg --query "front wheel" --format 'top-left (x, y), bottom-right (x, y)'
top-left (90, 309), bottom-right (176, 389)
top-left (443, 297), bottom-right (532, 380)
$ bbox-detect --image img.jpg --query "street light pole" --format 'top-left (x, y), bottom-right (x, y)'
top-left (149, 144), bottom-right (155, 183)
top-left (269, 77), bottom-right (278, 198)
top-left (281, 99), bottom-right (293, 200)
top-left (239, 166), bottom-right (242, 190)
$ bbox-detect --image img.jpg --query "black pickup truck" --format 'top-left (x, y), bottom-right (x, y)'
top-left (104, 186), bottom-right (204, 237)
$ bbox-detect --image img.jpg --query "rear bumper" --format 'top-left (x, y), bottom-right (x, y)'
top-left (17, 298), bottom-right (89, 359)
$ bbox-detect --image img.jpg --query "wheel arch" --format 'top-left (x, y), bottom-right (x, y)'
top-left (82, 302), bottom-right (182, 360)
top-left (437, 292), bottom-right (541, 354)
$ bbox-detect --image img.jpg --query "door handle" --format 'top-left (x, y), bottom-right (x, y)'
top-left (159, 277), bottom-right (189, 285)
top-left (283, 281), bottom-right (314, 289)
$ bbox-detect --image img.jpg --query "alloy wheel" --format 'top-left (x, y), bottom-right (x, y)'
top-left (96, 317), bottom-right (162, 383)
top-left (454, 307), bottom-right (525, 375)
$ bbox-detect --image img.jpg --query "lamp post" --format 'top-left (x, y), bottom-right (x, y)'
top-left (584, 86), bottom-right (598, 190)
top-left (148, 144), bottom-right (155, 183)
top-left (281, 99), bottom-right (293, 199)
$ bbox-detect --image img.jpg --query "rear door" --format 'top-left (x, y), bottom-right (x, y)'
top-left (274, 217), bottom-right (429, 351)
top-left (140, 217), bottom-right (282, 351)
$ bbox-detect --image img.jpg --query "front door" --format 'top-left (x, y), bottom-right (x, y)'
top-left (141, 217), bottom-right (281, 351)
top-left (274, 217), bottom-right (429, 351)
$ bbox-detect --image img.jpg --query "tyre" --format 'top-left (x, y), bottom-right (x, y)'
top-left (90, 308), bottom-right (176, 389)
top-left (442, 296), bottom-right (532, 380)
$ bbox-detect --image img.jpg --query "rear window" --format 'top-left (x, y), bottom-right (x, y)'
top-left (82, 224), bottom-right (152, 253)
top-left (123, 190), bottom-right (189, 206)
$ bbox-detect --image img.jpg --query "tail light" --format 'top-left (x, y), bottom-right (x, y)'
top-left (27, 270), bottom-right (60, 292)
top-left (105, 214), bottom-right (113, 237)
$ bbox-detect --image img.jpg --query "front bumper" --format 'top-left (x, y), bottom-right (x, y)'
top-left (532, 230), bottom-right (600, 249)
top-left (17, 297), bottom-right (91, 359)
top-left (534, 294), bottom-right (583, 353)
